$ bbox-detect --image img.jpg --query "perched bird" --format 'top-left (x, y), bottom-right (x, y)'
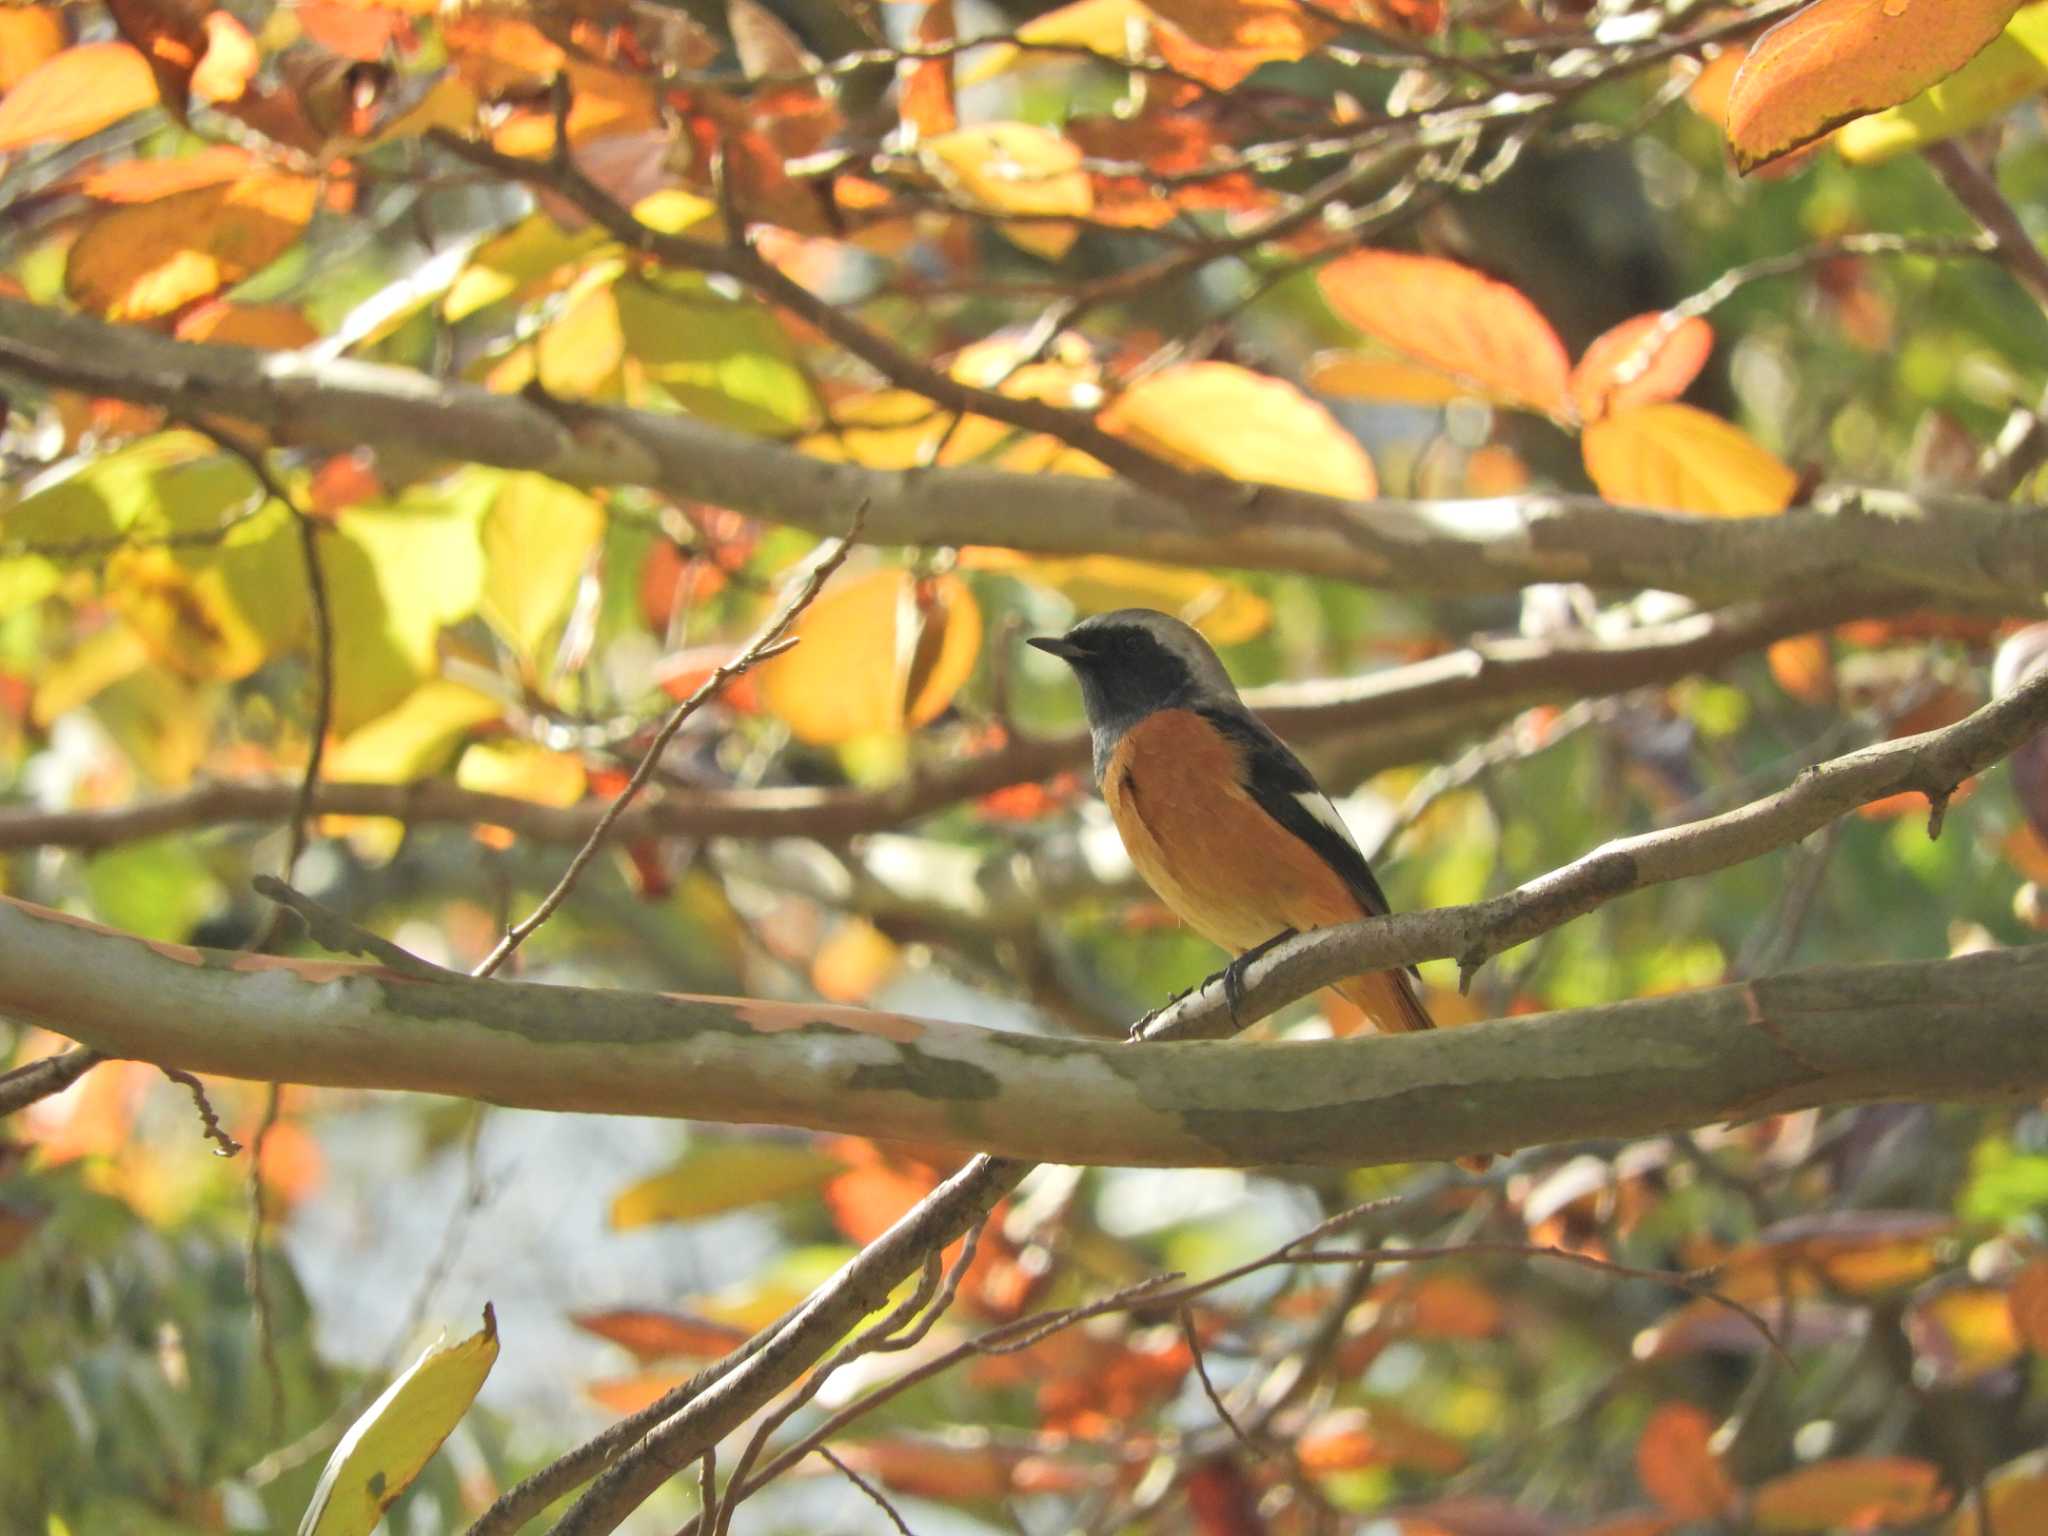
top-left (1028, 608), bottom-right (1436, 1038)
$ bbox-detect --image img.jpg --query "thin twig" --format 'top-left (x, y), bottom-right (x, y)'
top-left (0, 1046), bottom-right (105, 1117)
top-left (1180, 1307), bottom-right (1256, 1452)
top-left (158, 1066), bottom-right (242, 1156)
top-left (814, 1446), bottom-right (919, 1536)
top-left (472, 505), bottom-right (865, 979)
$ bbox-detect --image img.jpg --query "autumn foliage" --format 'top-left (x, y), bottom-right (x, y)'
top-left (6, 0), bottom-right (2048, 1533)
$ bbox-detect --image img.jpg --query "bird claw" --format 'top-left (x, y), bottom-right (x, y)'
top-left (1128, 983), bottom-right (1196, 1041)
top-left (1217, 928), bottom-right (1298, 1029)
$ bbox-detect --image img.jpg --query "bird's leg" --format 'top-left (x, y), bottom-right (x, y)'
top-left (1221, 928), bottom-right (1298, 1028)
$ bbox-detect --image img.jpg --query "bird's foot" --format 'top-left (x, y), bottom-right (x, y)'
top-left (1128, 984), bottom-right (1196, 1042)
top-left (1219, 928), bottom-right (1298, 1028)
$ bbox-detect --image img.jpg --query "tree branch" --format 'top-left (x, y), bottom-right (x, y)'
top-left (9, 663), bottom-right (2048, 1171)
top-left (2, 299), bottom-right (2045, 610)
top-left (0, 589), bottom-right (1913, 855)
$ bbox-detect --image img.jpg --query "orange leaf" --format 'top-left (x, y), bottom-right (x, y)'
top-left (1574, 1514), bottom-right (1678, 1536)
top-left (1711, 1211), bottom-right (1952, 1302)
top-left (586, 1369), bottom-right (691, 1415)
top-left (0, 41), bottom-right (159, 151)
top-left (1571, 313), bottom-right (1714, 422)
top-left (1751, 1457), bottom-right (1950, 1532)
top-left (899, 0), bottom-right (956, 138)
top-left (811, 919), bottom-right (902, 1003)
top-left (1143, 0), bottom-right (1333, 60)
top-left (2009, 1257), bottom-right (2048, 1354)
top-left (1907, 1284), bottom-right (2023, 1383)
top-left (1582, 403), bottom-right (1798, 517)
top-left (66, 173), bottom-right (320, 320)
top-left (1319, 250), bottom-right (1570, 416)
top-left (570, 1308), bottom-right (750, 1363)
top-left (1306, 350), bottom-right (1472, 405)
top-left (77, 143), bottom-right (258, 202)
top-left (174, 300), bottom-right (320, 349)
top-left (1100, 361), bottom-right (1377, 497)
top-left (298, 2), bottom-right (417, 60)
top-left (758, 567), bottom-right (980, 745)
top-left (1767, 634), bottom-right (1835, 705)
top-left (190, 10), bottom-right (257, 102)
top-left (0, 7), bottom-right (65, 91)
top-left (1297, 1406), bottom-right (1467, 1475)
top-left (1725, 0), bottom-right (2024, 173)
top-left (1636, 1403), bottom-right (1738, 1520)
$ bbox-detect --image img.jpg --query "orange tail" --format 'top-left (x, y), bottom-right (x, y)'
top-left (1333, 968), bottom-right (1437, 1034)
top-left (1333, 969), bottom-right (1492, 1173)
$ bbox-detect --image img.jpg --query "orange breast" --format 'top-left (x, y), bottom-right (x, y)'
top-left (1102, 709), bottom-right (1435, 1036)
top-left (1102, 710), bottom-right (1368, 955)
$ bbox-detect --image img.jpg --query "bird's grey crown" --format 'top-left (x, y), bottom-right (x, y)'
top-left (1045, 609), bottom-right (1246, 780)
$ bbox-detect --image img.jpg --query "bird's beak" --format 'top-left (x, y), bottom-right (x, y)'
top-left (1027, 635), bottom-right (1084, 663)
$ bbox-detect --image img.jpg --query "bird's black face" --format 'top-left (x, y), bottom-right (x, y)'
top-left (1029, 618), bottom-right (1204, 776)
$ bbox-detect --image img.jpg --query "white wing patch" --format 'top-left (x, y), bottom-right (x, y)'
top-left (1296, 791), bottom-right (1364, 854)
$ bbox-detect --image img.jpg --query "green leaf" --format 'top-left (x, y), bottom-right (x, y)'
top-left (84, 837), bottom-right (223, 942)
top-left (479, 474), bottom-right (606, 666)
top-left (614, 275), bottom-right (819, 436)
top-left (444, 216), bottom-right (611, 323)
top-left (609, 1136), bottom-right (846, 1230)
top-left (1960, 1137), bottom-right (2048, 1227)
top-left (324, 475), bottom-right (492, 731)
top-left (298, 1304), bottom-right (499, 1536)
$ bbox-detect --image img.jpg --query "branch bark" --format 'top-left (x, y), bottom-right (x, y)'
top-left (0, 589), bottom-right (1905, 853)
top-left (11, 661), bottom-right (2048, 1169)
top-left (3, 298), bottom-right (2046, 610)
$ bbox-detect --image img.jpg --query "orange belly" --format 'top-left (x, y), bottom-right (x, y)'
top-left (1103, 709), bottom-right (1434, 1035)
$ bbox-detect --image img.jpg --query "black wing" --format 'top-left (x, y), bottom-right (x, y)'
top-left (1195, 704), bottom-right (1401, 928)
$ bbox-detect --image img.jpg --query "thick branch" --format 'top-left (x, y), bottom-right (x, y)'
top-left (0, 590), bottom-right (1907, 852)
top-left (6, 893), bottom-right (2045, 1169)
top-left (2, 299), bottom-right (2045, 609)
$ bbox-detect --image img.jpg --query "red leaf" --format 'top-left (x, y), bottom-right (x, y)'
top-left (1571, 314), bottom-right (1714, 423)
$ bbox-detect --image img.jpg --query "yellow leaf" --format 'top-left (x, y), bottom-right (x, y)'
top-left (478, 474), bottom-right (606, 665)
top-left (812, 919), bottom-right (903, 1002)
top-left (960, 549), bottom-right (1270, 645)
top-left (533, 265), bottom-right (627, 398)
top-left (455, 741), bottom-right (587, 807)
top-left (758, 568), bottom-right (981, 745)
top-left (32, 623), bottom-right (151, 728)
top-left (1947, 1450), bottom-right (2048, 1536)
top-left (959, 0), bottom-right (1148, 84)
top-left (0, 41), bottom-right (158, 152)
top-left (1838, 9), bottom-right (2048, 164)
top-left (1306, 350), bottom-right (1472, 405)
top-left (444, 216), bottom-right (609, 322)
top-left (66, 174), bottom-right (320, 321)
top-left (609, 1138), bottom-right (844, 1229)
top-left (1726, 0), bottom-right (2024, 173)
top-left (1100, 361), bottom-right (1377, 498)
top-left (298, 1306), bottom-right (499, 1536)
top-left (923, 120), bottom-right (1091, 257)
top-left (1581, 403), bottom-right (1797, 517)
top-left (325, 681), bottom-right (503, 785)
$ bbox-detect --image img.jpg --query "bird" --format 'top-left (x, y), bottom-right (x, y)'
top-left (1028, 608), bottom-right (1437, 1040)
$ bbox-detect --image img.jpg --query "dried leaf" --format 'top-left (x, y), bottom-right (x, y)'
top-left (1143, 0), bottom-right (1332, 60)
top-left (1320, 250), bottom-right (1570, 416)
top-left (1725, 0), bottom-right (2024, 173)
top-left (899, 0), bottom-right (956, 138)
top-left (1838, 9), bottom-right (2048, 163)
